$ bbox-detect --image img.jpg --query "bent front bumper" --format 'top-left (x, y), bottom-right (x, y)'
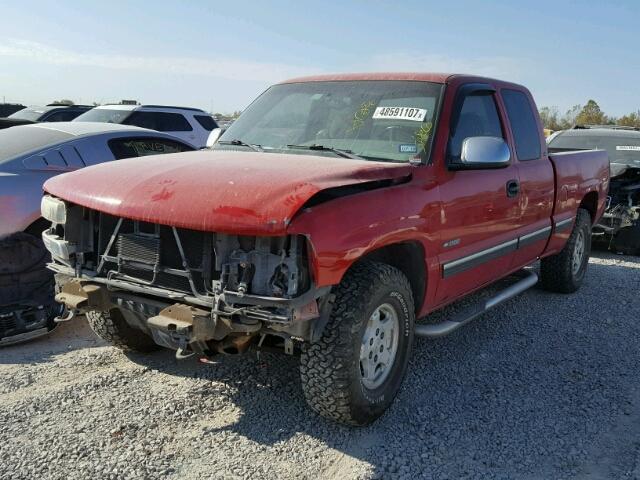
top-left (51, 266), bottom-right (331, 349)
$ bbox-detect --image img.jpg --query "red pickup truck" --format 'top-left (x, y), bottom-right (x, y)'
top-left (42, 73), bottom-right (609, 425)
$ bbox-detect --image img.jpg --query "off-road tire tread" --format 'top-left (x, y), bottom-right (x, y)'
top-left (540, 208), bottom-right (591, 293)
top-left (86, 310), bottom-right (158, 352)
top-left (299, 261), bottom-right (413, 425)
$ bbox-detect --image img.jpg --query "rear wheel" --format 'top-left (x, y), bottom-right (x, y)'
top-left (300, 261), bottom-right (414, 426)
top-left (541, 208), bottom-right (592, 293)
top-left (86, 308), bottom-right (159, 352)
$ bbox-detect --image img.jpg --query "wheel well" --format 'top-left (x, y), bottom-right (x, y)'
top-left (24, 217), bottom-right (50, 238)
top-left (356, 242), bottom-right (426, 313)
top-left (579, 191), bottom-right (598, 224)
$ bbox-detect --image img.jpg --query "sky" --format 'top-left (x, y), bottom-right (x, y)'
top-left (0, 0), bottom-right (638, 116)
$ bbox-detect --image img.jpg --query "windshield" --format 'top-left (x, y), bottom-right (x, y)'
top-left (217, 80), bottom-right (443, 163)
top-left (549, 132), bottom-right (640, 166)
top-left (74, 108), bottom-right (131, 124)
top-left (7, 107), bottom-right (47, 121)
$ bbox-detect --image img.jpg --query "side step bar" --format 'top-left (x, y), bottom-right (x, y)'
top-left (415, 270), bottom-right (538, 338)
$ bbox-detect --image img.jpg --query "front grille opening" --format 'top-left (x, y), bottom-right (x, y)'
top-left (88, 211), bottom-right (306, 299)
top-left (93, 213), bottom-right (210, 296)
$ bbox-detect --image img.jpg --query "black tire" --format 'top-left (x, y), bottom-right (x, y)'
top-left (612, 224), bottom-right (640, 256)
top-left (541, 208), bottom-right (592, 293)
top-left (300, 261), bottom-right (415, 426)
top-left (86, 308), bottom-right (159, 352)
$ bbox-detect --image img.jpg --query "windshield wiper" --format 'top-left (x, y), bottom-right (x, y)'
top-left (286, 144), bottom-right (364, 160)
top-left (218, 139), bottom-right (264, 152)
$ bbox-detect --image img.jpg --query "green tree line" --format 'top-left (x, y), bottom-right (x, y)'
top-left (539, 100), bottom-right (640, 130)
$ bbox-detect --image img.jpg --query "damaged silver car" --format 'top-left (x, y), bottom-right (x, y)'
top-left (549, 125), bottom-right (640, 255)
top-left (0, 122), bottom-right (194, 345)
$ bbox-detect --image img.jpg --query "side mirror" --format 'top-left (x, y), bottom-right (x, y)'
top-left (452, 136), bottom-right (511, 170)
top-left (205, 127), bottom-right (226, 148)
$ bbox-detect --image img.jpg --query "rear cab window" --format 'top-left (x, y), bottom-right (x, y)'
top-left (108, 137), bottom-right (195, 160)
top-left (501, 89), bottom-right (542, 161)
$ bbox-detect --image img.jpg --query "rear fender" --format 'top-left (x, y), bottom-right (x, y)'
top-left (545, 150), bottom-right (609, 255)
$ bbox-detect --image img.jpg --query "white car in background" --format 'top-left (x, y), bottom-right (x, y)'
top-left (74, 104), bottom-right (218, 148)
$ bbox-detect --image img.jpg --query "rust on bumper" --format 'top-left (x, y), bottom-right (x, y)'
top-left (55, 280), bottom-right (112, 311)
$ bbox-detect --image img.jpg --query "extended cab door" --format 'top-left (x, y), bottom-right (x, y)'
top-left (500, 88), bottom-right (554, 268)
top-left (434, 85), bottom-right (520, 305)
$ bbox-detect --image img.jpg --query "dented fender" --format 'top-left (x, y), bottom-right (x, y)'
top-left (288, 174), bottom-right (442, 312)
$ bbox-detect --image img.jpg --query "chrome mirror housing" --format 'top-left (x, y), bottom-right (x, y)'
top-left (460, 136), bottom-right (511, 168)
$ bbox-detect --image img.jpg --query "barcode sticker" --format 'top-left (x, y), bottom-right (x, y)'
top-left (373, 106), bottom-right (427, 122)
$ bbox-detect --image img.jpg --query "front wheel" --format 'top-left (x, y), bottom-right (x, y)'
top-left (300, 261), bottom-right (415, 426)
top-left (541, 208), bottom-right (592, 293)
top-left (86, 308), bottom-right (159, 353)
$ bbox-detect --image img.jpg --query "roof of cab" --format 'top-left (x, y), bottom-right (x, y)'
top-left (278, 72), bottom-right (527, 90)
top-left (280, 72), bottom-right (454, 84)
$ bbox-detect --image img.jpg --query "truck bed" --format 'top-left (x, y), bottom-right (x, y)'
top-left (544, 149), bottom-right (609, 254)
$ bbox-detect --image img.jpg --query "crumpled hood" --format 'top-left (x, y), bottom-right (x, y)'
top-left (44, 150), bottom-right (413, 235)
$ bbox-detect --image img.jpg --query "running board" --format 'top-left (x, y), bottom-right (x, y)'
top-left (414, 270), bottom-right (538, 338)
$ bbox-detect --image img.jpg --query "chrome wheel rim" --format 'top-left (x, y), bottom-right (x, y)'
top-left (572, 230), bottom-right (585, 275)
top-left (359, 303), bottom-right (400, 390)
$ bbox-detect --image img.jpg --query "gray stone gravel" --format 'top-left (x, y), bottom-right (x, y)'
top-left (0, 250), bottom-right (639, 480)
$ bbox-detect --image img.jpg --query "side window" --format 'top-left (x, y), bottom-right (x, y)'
top-left (123, 111), bottom-right (157, 130)
top-left (108, 137), bottom-right (195, 160)
top-left (449, 93), bottom-right (503, 159)
top-left (157, 113), bottom-right (192, 132)
top-left (45, 110), bottom-right (80, 122)
top-left (124, 112), bottom-right (193, 132)
top-left (194, 115), bottom-right (218, 131)
top-left (501, 89), bottom-right (541, 161)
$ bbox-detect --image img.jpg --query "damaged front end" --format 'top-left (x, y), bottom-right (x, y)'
top-left (42, 196), bottom-right (332, 358)
top-left (593, 163), bottom-right (640, 255)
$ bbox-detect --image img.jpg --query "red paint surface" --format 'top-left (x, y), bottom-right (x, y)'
top-left (44, 74), bottom-right (609, 316)
top-left (287, 74), bottom-right (608, 316)
top-left (43, 150), bottom-right (412, 235)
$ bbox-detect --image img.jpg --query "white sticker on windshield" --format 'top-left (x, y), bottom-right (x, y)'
top-left (616, 146), bottom-right (640, 151)
top-left (372, 106), bottom-right (427, 122)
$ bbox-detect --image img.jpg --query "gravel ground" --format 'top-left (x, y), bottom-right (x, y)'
top-left (1, 250), bottom-right (639, 480)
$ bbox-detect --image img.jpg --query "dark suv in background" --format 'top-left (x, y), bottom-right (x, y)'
top-left (0, 104), bottom-right (93, 129)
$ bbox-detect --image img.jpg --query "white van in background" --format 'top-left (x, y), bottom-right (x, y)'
top-left (74, 104), bottom-right (218, 148)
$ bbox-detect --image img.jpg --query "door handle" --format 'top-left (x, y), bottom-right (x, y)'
top-left (506, 179), bottom-right (519, 198)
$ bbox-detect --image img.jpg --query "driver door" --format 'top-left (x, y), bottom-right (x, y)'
top-left (434, 89), bottom-right (520, 305)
